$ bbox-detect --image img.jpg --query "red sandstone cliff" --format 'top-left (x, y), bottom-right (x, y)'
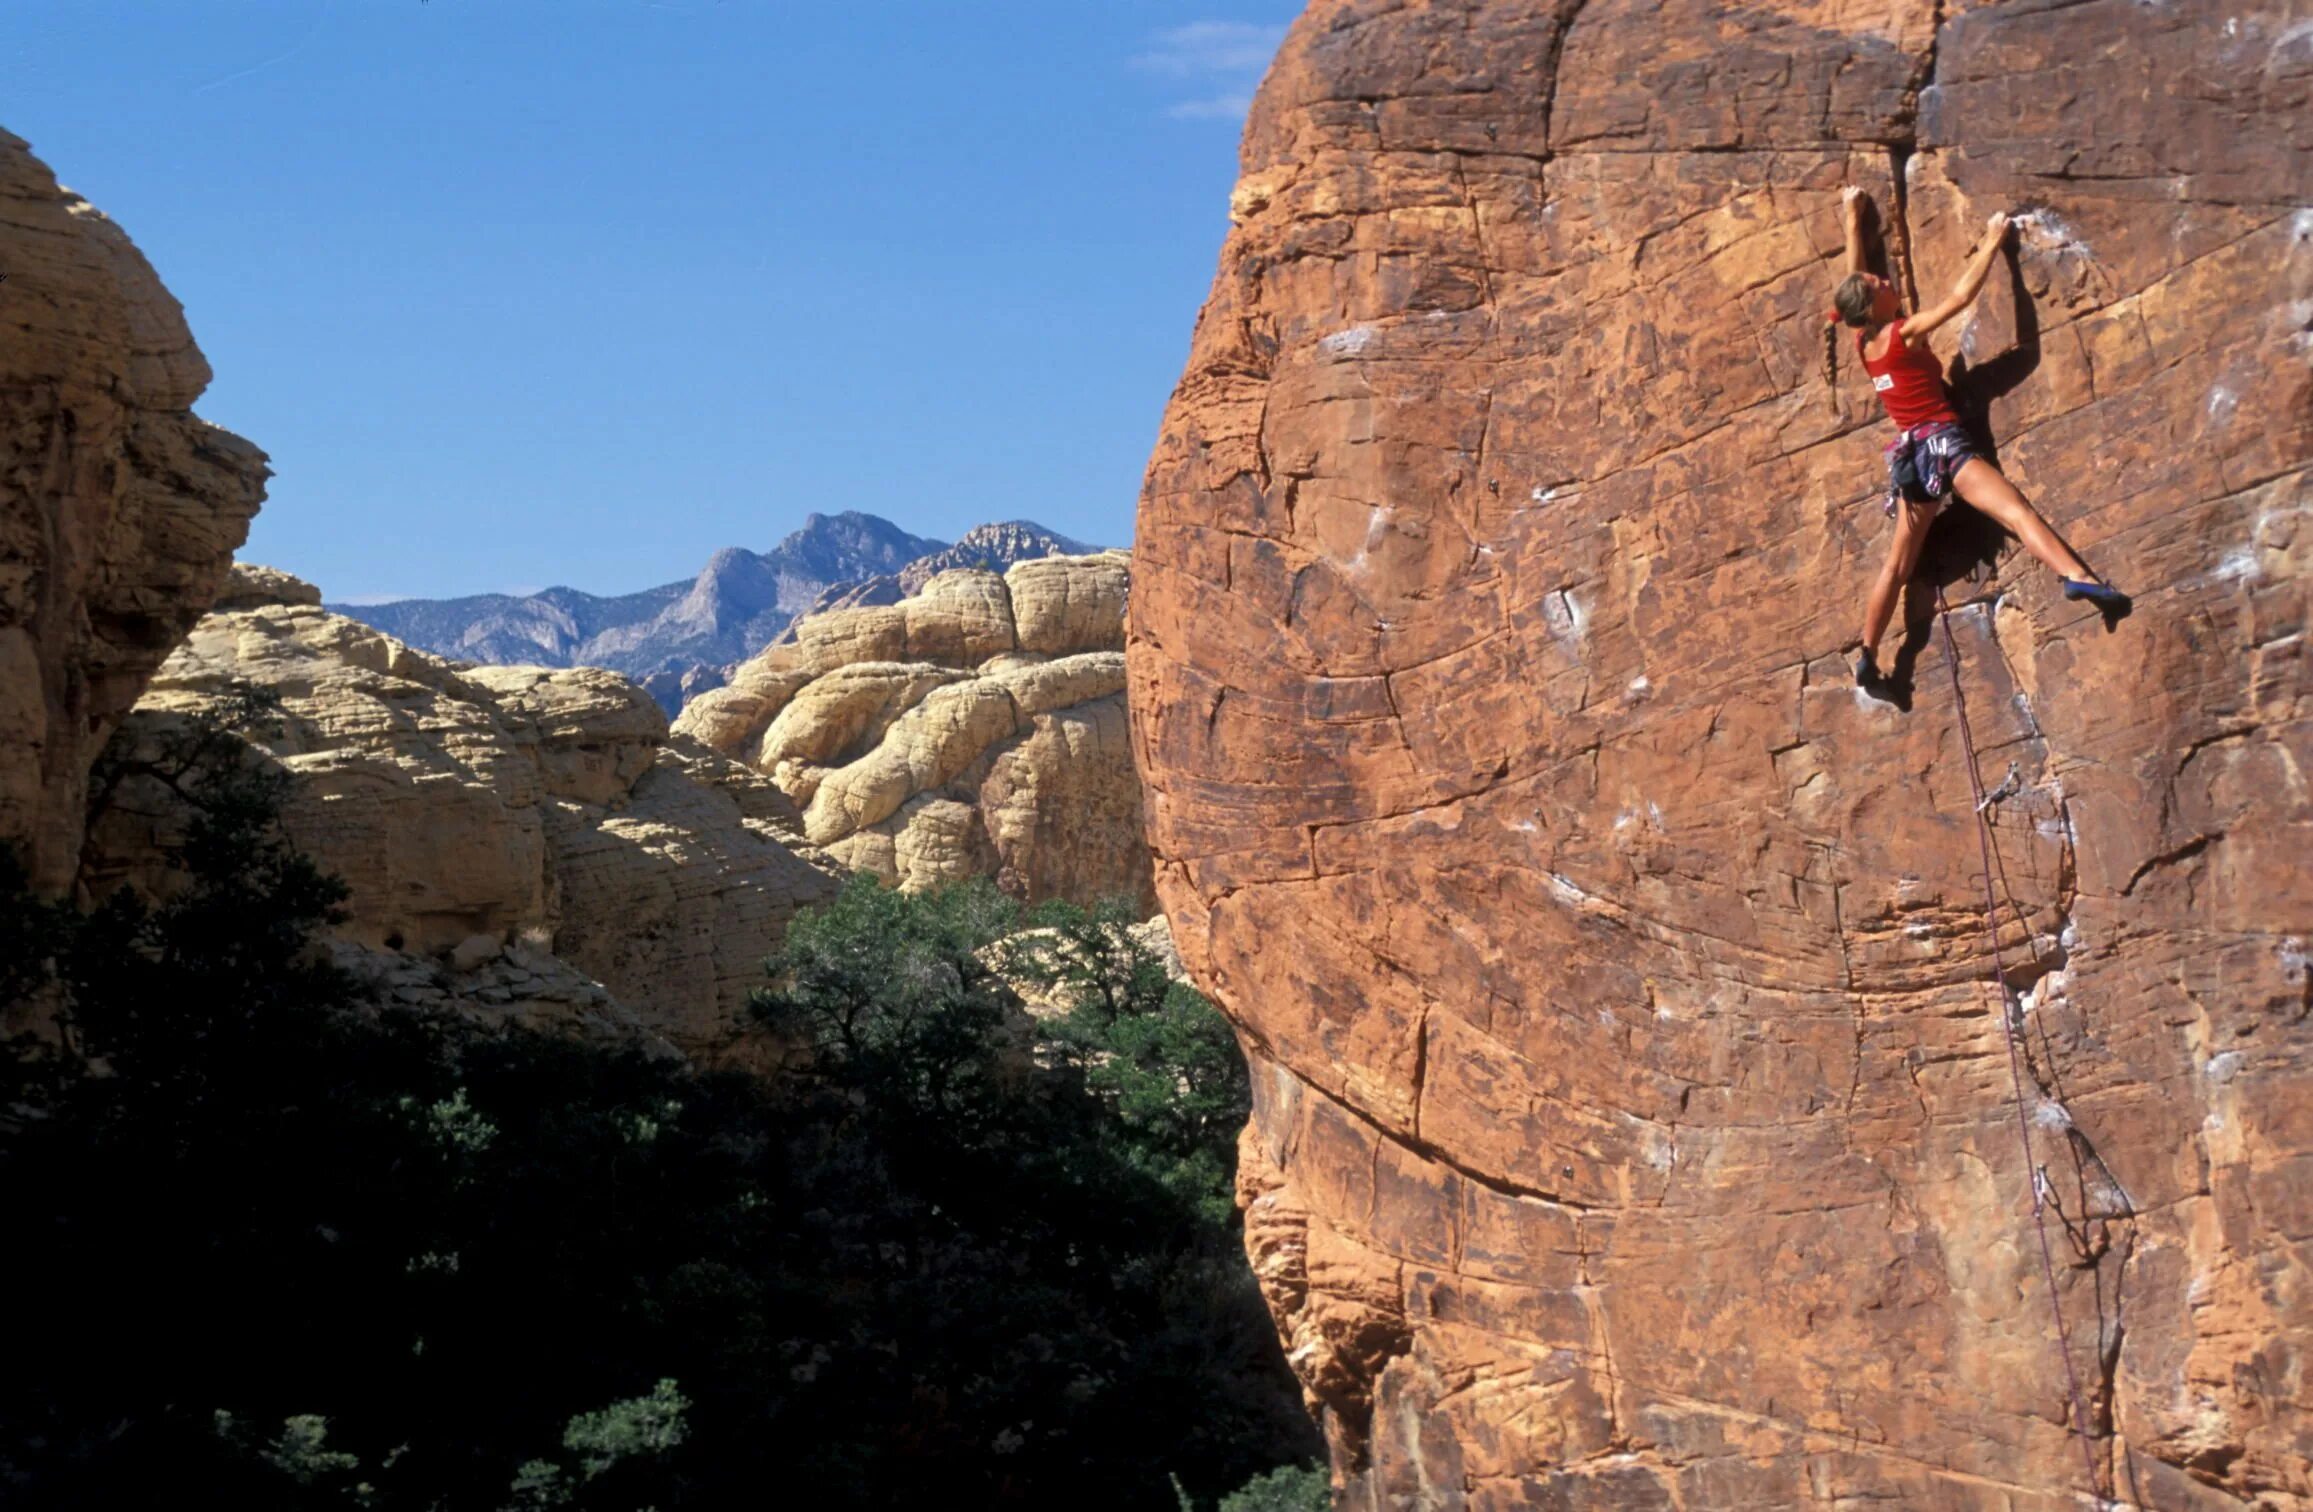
top-left (1128, 1), bottom-right (2309, 1506)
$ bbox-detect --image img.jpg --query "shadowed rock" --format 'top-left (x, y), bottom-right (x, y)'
top-left (0, 129), bottom-right (269, 891)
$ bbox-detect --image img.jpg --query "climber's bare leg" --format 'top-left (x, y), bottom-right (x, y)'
top-left (1863, 498), bottom-right (1937, 657)
top-left (1950, 458), bottom-right (2093, 581)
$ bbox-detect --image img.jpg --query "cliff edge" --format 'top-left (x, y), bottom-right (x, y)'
top-left (0, 129), bottom-right (268, 891)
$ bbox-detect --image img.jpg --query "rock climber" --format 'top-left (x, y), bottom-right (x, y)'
top-left (1826, 186), bottom-right (2128, 697)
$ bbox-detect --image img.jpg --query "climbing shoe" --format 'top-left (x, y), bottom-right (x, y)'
top-left (2061, 578), bottom-right (2131, 612)
top-left (1855, 647), bottom-right (1890, 694)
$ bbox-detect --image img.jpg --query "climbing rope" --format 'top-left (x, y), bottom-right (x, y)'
top-left (1932, 584), bottom-right (2108, 1507)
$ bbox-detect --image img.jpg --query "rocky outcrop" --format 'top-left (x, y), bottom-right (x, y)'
top-left (0, 129), bottom-right (269, 891)
top-left (1130, 3), bottom-right (2309, 1508)
top-left (777, 521), bottom-right (1099, 641)
top-left (677, 552), bottom-right (1152, 909)
top-left (84, 566), bottom-right (839, 1060)
top-left (338, 514), bottom-right (1098, 714)
top-left (894, 520), bottom-right (1096, 596)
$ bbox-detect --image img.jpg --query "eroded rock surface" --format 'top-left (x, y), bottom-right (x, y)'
top-left (1130, 3), bottom-right (2310, 1507)
top-left (83, 566), bottom-right (839, 1060)
top-left (0, 129), bottom-right (269, 890)
top-left (677, 552), bottom-right (1153, 909)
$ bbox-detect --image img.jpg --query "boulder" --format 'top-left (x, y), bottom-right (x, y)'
top-left (1009, 553), bottom-right (1130, 657)
top-left (1128, 2), bottom-right (2311, 1506)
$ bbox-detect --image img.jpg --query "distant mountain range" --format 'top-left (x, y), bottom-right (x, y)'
top-left (332, 512), bottom-right (1099, 711)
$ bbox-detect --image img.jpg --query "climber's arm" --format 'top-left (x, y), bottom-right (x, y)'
top-left (1901, 212), bottom-right (2011, 341)
top-left (1841, 186), bottom-right (1870, 274)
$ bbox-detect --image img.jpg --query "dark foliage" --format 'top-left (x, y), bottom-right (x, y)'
top-left (1200, 1462), bottom-right (1334, 1512)
top-left (748, 874), bottom-right (1322, 1504)
top-left (0, 700), bottom-right (1321, 1509)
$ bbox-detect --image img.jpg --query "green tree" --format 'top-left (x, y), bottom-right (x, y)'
top-left (754, 875), bottom-right (1318, 1504)
top-left (754, 870), bottom-right (1026, 1122)
top-left (995, 896), bottom-right (1251, 1225)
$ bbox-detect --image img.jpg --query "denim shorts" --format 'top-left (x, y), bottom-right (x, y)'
top-left (1882, 421), bottom-right (1978, 517)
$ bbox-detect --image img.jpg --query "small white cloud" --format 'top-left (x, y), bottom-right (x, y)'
top-left (1133, 21), bottom-right (1286, 76)
top-left (1167, 92), bottom-right (1256, 120)
top-left (1134, 20), bottom-right (1285, 121)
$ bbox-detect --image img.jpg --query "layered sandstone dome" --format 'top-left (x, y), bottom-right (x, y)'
top-left (677, 552), bottom-right (1153, 909)
top-left (1129, 1), bottom-right (2309, 1507)
top-left (84, 565), bottom-right (840, 1060)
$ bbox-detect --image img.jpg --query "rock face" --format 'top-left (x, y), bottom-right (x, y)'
top-left (1129, 4), bottom-right (2309, 1508)
top-left (0, 128), bottom-right (269, 891)
top-left (85, 566), bottom-right (840, 1060)
top-left (677, 552), bottom-right (1153, 909)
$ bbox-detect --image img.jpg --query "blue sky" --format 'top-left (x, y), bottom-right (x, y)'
top-left (5, 2), bottom-right (1294, 600)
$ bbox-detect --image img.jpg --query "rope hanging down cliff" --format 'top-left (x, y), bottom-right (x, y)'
top-left (1933, 585), bottom-right (2108, 1508)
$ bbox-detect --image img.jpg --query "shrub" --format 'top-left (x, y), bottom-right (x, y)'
top-left (1220, 1462), bottom-right (1335, 1511)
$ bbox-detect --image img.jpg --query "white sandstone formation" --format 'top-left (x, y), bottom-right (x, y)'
top-left (674, 552), bottom-right (1152, 909)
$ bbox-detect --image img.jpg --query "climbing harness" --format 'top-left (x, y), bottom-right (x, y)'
top-left (1933, 585), bottom-right (2108, 1506)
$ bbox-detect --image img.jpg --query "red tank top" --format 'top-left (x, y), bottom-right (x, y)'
top-left (1858, 324), bottom-right (1958, 428)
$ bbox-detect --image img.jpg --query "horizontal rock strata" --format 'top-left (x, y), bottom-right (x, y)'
top-left (677, 552), bottom-right (1153, 909)
top-left (1129, 1), bottom-right (2310, 1507)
